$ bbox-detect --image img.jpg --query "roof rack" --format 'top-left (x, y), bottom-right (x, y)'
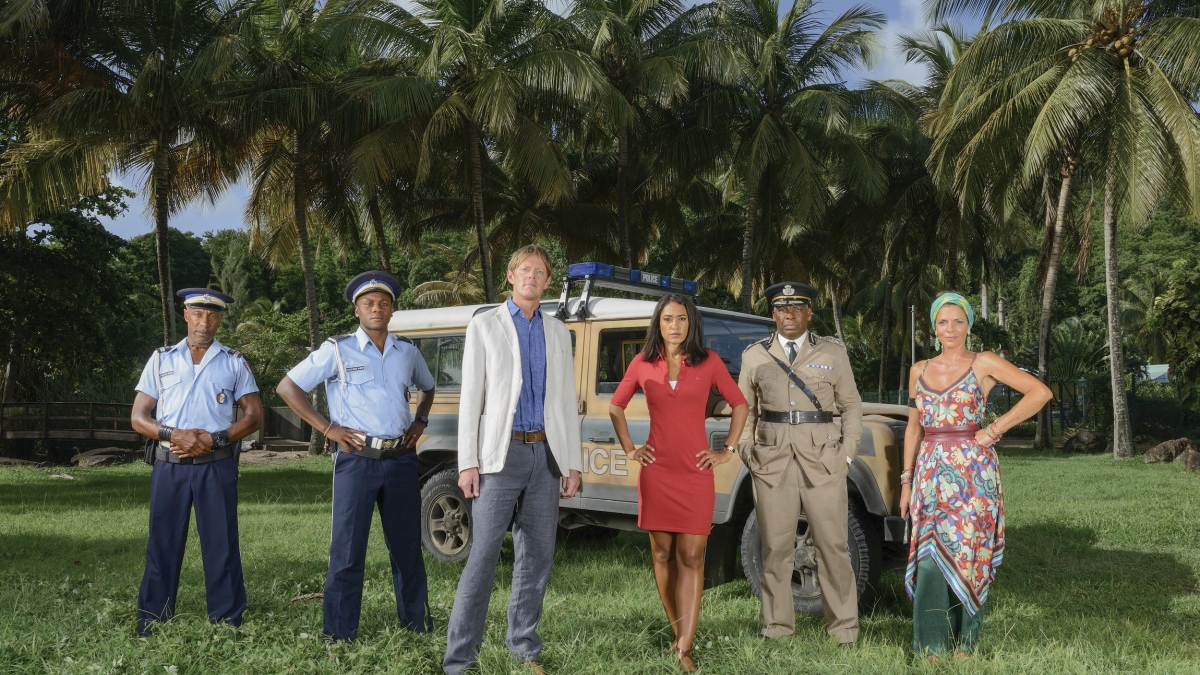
top-left (555, 262), bottom-right (699, 320)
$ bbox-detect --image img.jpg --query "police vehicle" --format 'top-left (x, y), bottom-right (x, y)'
top-left (397, 263), bottom-right (910, 615)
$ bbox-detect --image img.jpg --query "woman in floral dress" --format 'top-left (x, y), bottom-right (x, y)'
top-left (899, 293), bottom-right (1051, 660)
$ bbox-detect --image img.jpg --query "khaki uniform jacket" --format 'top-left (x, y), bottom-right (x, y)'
top-left (736, 333), bottom-right (863, 488)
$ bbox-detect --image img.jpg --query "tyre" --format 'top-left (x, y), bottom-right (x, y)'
top-left (420, 468), bottom-right (472, 563)
top-left (739, 497), bottom-right (881, 616)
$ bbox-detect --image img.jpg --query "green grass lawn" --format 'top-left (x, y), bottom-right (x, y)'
top-left (2, 447), bottom-right (1198, 674)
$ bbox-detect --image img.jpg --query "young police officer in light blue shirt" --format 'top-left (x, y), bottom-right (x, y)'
top-left (129, 288), bottom-right (263, 637)
top-left (277, 271), bottom-right (437, 641)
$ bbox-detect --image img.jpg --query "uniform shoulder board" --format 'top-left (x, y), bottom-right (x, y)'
top-left (392, 334), bottom-right (414, 345)
top-left (816, 334), bottom-right (844, 347)
top-left (154, 346), bottom-right (171, 354)
top-left (325, 333), bottom-right (354, 345)
top-left (744, 336), bottom-right (774, 352)
top-left (223, 346), bottom-right (244, 359)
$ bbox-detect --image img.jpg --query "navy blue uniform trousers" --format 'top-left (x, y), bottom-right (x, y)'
top-left (325, 449), bottom-right (432, 640)
top-left (137, 457), bottom-right (246, 636)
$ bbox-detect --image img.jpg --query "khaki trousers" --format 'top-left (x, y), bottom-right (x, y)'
top-left (752, 458), bottom-right (858, 642)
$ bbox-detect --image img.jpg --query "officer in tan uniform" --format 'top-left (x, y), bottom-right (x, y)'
top-left (737, 282), bottom-right (863, 644)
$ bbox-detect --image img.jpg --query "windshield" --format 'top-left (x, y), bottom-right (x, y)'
top-left (701, 313), bottom-right (772, 376)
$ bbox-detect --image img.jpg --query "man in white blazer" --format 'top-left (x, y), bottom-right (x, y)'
top-left (443, 245), bottom-right (582, 675)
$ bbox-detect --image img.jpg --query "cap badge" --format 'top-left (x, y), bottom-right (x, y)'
top-left (783, 284), bottom-right (794, 296)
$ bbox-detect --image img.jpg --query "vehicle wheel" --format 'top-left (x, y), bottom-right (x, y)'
top-left (421, 468), bottom-right (472, 563)
top-left (740, 499), bottom-right (880, 616)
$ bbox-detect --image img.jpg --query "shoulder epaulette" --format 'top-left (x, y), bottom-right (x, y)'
top-left (325, 334), bottom-right (353, 344)
top-left (155, 346), bottom-right (171, 354)
top-left (744, 336), bottom-right (774, 352)
top-left (392, 334), bottom-right (414, 345)
top-left (223, 346), bottom-right (244, 359)
top-left (816, 334), bottom-right (844, 346)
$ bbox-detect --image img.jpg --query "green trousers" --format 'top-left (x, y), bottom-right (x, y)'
top-left (912, 556), bottom-right (985, 656)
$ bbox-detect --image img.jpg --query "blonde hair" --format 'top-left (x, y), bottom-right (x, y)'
top-left (507, 244), bottom-right (553, 277)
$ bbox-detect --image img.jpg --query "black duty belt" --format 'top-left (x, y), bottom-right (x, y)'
top-left (761, 410), bottom-right (834, 424)
top-left (332, 438), bottom-right (413, 460)
top-left (155, 443), bottom-right (238, 465)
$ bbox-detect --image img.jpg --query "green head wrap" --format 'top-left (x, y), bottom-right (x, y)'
top-left (930, 292), bottom-right (974, 330)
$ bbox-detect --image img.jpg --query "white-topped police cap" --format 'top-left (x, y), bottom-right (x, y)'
top-left (345, 270), bottom-right (401, 303)
top-left (176, 288), bottom-right (234, 312)
top-left (765, 281), bottom-right (816, 308)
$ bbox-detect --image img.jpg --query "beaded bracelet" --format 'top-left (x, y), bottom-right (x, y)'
top-left (986, 422), bottom-right (1004, 440)
top-left (899, 470), bottom-right (913, 486)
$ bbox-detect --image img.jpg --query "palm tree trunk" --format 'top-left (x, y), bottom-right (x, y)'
top-left (877, 264), bottom-right (894, 401)
top-left (617, 123), bottom-right (632, 269)
top-left (294, 132), bottom-right (323, 455)
top-left (740, 177), bottom-right (760, 313)
top-left (367, 194), bottom-right (391, 274)
top-left (1103, 173), bottom-right (1134, 458)
top-left (153, 135), bottom-right (176, 345)
top-left (1035, 163), bottom-right (1074, 449)
top-left (2, 339), bottom-right (14, 403)
top-left (467, 126), bottom-right (494, 302)
top-left (980, 282), bottom-right (989, 321)
top-left (828, 284), bottom-right (845, 343)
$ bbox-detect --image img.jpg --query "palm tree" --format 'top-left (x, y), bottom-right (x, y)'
top-left (571, 0), bottom-right (734, 270)
top-left (411, 0), bottom-right (612, 302)
top-left (716, 0), bottom-right (885, 312)
top-left (927, 0), bottom-right (1200, 457)
top-left (0, 0), bottom-right (247, 344)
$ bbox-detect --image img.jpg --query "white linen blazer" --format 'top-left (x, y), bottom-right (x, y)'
top-left (457, 303), bottom-right (582, 476)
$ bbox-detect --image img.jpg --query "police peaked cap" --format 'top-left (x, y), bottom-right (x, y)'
top-left (177, 288), bottom-right (234, 312)
top-left (345, 271), bottom-right (401, 303)
top-left (765, 281), bottom-right (817, 308)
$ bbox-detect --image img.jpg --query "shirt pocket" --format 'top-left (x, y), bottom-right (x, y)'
top-left (343, 365), bottom-right (374, 401)
top-left (158, 372), bottom-right (182, 391)
top-left (214, 371), bottom-right (237, 406)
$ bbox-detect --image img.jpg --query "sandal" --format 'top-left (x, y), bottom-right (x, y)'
top-left (675, 648), bottom-right (696, 673)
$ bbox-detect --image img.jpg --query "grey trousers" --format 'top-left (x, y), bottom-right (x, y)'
top-left (443, 440), bottom-right (561, 674)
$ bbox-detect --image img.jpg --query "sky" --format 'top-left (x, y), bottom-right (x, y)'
top-left (98, 0), bottom-right (932, 241)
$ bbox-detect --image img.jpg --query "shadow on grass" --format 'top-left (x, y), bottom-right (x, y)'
top-left (850, 523), bottom-right (1200, 650)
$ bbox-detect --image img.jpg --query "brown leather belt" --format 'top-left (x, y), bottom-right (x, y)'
top-left (512, 429), bottom-right (547, 443)
top-left (922, 424), bottom-right (980, 444)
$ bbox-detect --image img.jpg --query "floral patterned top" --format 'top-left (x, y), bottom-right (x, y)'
top-left (904, 355), bottom-right (1004, 616)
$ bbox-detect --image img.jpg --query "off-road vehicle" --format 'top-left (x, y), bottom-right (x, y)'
top-left (399, 263), bottom-right (909, 614)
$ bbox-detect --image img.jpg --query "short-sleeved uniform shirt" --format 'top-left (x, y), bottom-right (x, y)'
top-left (135, 338), bottom-right (259, 433)
top-left (287, 327), bottom-right (435, 438)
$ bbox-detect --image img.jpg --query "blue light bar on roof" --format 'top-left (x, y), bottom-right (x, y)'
top-left (566, 262), bottom-right (698, 296)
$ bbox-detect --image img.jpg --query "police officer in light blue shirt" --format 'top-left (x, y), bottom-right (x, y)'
top-left (278, 271), bottom-right (436, 641)
top-left (129, 288), bottom-right (263, 637)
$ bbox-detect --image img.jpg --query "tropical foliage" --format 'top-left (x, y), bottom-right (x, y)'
top-left (2, 0), bottom-right (1199, 456)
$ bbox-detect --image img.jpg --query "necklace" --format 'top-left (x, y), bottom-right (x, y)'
top-left (187, 339), bottom-right (212, 351)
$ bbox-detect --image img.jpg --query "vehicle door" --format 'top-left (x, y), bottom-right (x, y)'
top-left (577, 319), bottom-right (649, 515)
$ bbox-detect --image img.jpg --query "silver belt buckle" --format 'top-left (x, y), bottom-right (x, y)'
top-left (790, 410), bottom-right (802, 424)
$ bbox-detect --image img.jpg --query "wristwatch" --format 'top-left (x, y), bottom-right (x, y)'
top-left (211, 430), bottom-right (231, 449)
top-left (415, 415), bottom-right (429, 425)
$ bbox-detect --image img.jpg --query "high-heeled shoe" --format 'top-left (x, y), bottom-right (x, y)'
top-left (675, 648), bottom-right (696, 673)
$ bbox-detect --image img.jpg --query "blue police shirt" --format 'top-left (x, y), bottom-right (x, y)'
top-left (287, 327), bottom-right (435, 438)
top-left (135, 339), bottom-right (259, 433)
top-left (508, 298), bottom-right (546, 432)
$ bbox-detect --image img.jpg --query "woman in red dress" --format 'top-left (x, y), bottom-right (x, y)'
top-left (609, 294), bottom-right (748, 672)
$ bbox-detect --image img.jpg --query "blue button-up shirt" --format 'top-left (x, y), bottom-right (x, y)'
top-left (135, 338), bottom-right (259, 433)
top-left (508, 298), bottom-right (547, 432)
top-left (287, 327), bottom-right (435, 438)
